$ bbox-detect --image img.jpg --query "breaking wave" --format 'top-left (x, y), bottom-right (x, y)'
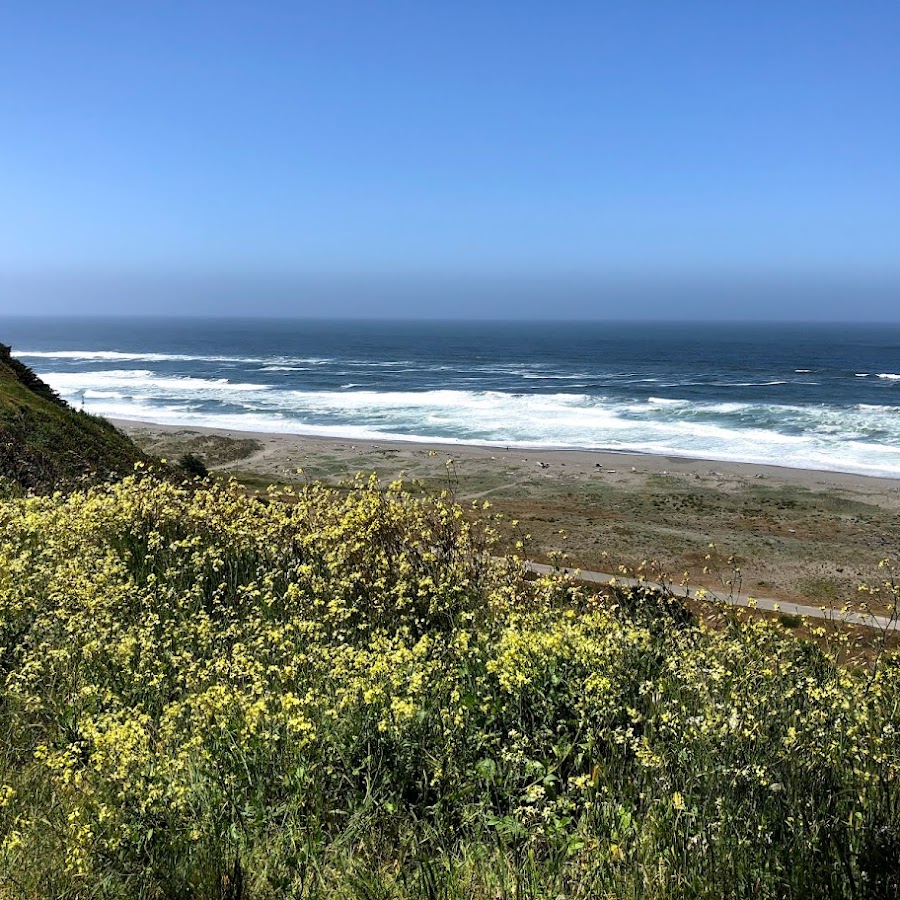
top-left (37, 369), bottom-right (900, 478)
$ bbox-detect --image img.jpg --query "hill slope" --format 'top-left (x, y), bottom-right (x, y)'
top-left (0, 342), bottom-right (151, 491)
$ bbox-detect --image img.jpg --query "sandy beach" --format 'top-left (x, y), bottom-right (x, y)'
top-left (114, 418), bottom-right (900, 615)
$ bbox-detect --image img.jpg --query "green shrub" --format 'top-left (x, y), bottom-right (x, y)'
top-left (177, 451), bottom-right (209, 479)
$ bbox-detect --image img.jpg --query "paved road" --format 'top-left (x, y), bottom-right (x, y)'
top-left (524, 561), bottom-right (899, 632)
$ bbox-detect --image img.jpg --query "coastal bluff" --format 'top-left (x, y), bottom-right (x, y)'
top-left (0, 342), bottom-right (149, 492)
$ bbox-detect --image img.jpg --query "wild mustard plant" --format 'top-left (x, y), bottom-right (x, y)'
top-left (0, 473), bottom-right (897, 898)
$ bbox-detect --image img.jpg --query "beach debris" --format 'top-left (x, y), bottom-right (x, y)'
top-left (595, 463), bottom-right (603, 468)
top-left (537, 461), bottom-right (550, 469)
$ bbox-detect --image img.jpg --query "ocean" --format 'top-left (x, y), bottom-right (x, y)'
top-left (4, 317), bottom-right (900, 477)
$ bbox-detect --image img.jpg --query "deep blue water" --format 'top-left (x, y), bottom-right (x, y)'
top-left (3, 317), bottom-right (900, 476)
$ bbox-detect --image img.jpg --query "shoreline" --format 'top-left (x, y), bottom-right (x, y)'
top-left (110, 416), bottom-right (900, 493)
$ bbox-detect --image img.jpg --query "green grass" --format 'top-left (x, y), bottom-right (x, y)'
top-left (0, 343), bottom-right (151, 493)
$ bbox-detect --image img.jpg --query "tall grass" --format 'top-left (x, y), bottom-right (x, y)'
top-left (0, 473), bottom-right (897, 898)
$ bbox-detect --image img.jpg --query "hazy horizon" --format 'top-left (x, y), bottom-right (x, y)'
top-left (2, 3), bottom-right (899, 320)
top-left (3, 270), bottom-right (900, 321)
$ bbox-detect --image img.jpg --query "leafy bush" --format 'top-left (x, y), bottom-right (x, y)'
top-left (0, 475), bottom-right (897, 898)
top-left (177, 451), bottom-right (209, 479)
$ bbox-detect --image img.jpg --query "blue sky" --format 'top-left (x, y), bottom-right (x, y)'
top-left (1, 2), bottom-right (899, 318)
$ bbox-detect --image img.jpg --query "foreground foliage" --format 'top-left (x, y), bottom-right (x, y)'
top-left (0, 474), bottom-right (898, 899)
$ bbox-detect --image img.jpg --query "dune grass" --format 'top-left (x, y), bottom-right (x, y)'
top-left (0, 473), bottom-right (898, 898)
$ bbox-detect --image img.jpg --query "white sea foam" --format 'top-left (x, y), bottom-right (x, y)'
top-left (17, 350), bottom-right (270, 364)
top-left (519, 373), bottom-right (592, 380)
top-left (17, 350), bottom-right (338, 367)
top-left (344, 360), bottom-right (412, 368)
top-left (44, 370), bottom-right (271, 393)
top-left (35, 369), bottom-right (900, 478)
top-left (877, 373), bottom-right (900, 380)
top-left (699, 402), bottom-right (754, 414)
top-left (274, 358), bottom-right (333, 366)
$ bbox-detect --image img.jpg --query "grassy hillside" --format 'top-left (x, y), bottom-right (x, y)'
top-left (0, 474), bottom-right (897, 898)
top-left (0, 343), bottom-right (151, 492)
